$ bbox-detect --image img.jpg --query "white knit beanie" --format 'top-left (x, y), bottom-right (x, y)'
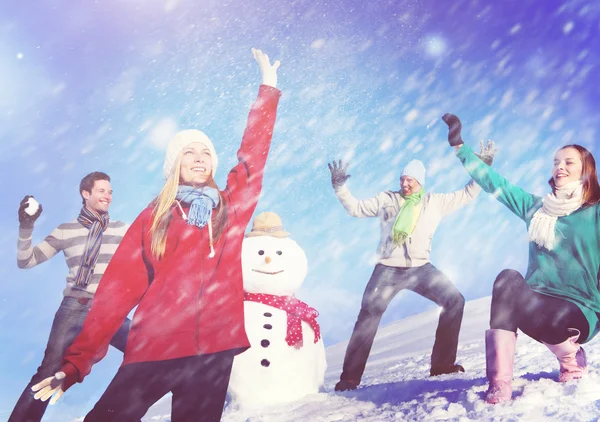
top-left (401, 159), bottom-right (426, 187)
top-left (163, 130), bottom-right (218, 179)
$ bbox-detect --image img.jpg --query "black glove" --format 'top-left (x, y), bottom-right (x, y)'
top-left (18, 195), bottom-right (43, 229)
top-left (327, 160), bottom-right (351, 189)
top-left (442, 113), bottom-right (464, 147)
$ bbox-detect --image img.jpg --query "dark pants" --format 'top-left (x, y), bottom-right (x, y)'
top-left (9, 296), bottom-right (131, 422)
top-left (490, 269), bottom-right (589, 344)
top-left (84, 352), bottom-right (234, 422)
top-left (340, 263), bottom-right (465, 383)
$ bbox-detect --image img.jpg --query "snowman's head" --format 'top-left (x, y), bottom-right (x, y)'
top-left (242, 235), bottom-right (308, 296)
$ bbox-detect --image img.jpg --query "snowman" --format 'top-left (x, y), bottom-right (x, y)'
top-left (228, 212), bottom-right (327, 408)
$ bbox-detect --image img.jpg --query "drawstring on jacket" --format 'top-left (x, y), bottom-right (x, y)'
top-left (207, 218), bottom-right (215, 258)
top-left (175, 200), bottom-right (215, 259)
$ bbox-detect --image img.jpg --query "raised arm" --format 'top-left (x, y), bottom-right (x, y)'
top-left (328, 159), bottom-right (390, 217)
top-left (32, 210), bottom-right (152, 404)
top-left (431, 141), bottom-right (502, 214)
top-left (431, 179), bottom-right (481, 216)
top-left (225, 48), bottom-right (281, 223)
top-left (442, 114), bottom-right (541, 221)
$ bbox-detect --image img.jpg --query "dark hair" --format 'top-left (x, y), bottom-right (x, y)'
top-left (80, 171), bottom-right (111, 205)
top-left (548, 144), bottom-right (600, 207)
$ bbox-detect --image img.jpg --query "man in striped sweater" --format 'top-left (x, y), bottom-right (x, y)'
top-left (9, 171), bottom-right (131, 422)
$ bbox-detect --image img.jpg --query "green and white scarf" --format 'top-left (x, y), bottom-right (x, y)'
top-left (391, 188), bottom-right (424, 245)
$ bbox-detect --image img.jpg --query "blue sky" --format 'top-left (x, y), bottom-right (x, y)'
top-left (1, 0), bottom-right (599, 419)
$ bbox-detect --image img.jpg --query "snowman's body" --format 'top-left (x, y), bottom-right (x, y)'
top-left (228, 235), bottom-right (326, 408)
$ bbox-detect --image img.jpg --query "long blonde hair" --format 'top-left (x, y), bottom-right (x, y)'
top-left (150, 153), bottom-right (228, 260)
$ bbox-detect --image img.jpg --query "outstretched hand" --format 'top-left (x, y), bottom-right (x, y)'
top-left (327, 160), bottom-right (351, 189)
top-left (252, 48), bottom-right (280, 88)
top-left (31, 371), bottom-right (66, 405)
top-left (442, 113), bottom-right (464, 147)
top-left (475, 140), bottom-right (498, 166)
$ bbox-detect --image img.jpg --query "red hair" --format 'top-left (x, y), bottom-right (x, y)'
top-left (548, 144), bottom-right (600, 207)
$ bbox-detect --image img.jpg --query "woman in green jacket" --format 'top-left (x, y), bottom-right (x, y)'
top-left (442, 113), bottom-right (600, 404)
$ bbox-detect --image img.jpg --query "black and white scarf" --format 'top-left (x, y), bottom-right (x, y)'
top-left (74, 207), bottom-right (110, 287)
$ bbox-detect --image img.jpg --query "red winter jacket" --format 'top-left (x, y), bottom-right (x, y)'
top-left (61, 85), bottom-right (281, 387)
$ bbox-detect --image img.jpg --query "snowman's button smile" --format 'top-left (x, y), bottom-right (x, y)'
top-left (252, 269), bottom-right (285, 275)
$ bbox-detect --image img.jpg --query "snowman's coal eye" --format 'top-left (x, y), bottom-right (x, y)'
top-left (258, 250), bottom-right (265, 255)
top-left (276, 251), bottom-right (283, 255)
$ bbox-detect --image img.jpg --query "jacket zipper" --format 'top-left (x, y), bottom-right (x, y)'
top-left (194, 231), bottom-right (205, 354)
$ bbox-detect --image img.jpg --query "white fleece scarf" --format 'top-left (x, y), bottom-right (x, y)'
top-left (528, 180), bottom-right (583, 250)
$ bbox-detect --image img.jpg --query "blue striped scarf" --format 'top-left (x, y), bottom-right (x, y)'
top-left (75, 207), bottom-right (110, 287)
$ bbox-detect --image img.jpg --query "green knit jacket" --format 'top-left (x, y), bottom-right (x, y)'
top-left (457, 145), bottom-right (600, 343)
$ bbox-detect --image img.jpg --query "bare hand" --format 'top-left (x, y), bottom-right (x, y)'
top-left (327, 160), bottom-right (351, 188)
top-left (252, 48), bottom-right (280, 88)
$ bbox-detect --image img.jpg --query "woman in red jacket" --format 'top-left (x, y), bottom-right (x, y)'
top-left (31, 48), bottom-right (282, 421)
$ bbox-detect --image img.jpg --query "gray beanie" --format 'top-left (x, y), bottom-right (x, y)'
top-left (163, 130), bottom-right (218, 179)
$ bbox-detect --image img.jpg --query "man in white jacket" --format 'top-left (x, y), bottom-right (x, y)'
top-left (329, 145), bottom-right (494, 391)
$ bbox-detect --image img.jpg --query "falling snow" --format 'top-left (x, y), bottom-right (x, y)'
top-left (1, 0), bottom-right (599, 420)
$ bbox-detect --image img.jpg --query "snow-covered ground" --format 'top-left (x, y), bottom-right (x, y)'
top-left (140, 296), bottom-right (600, 421)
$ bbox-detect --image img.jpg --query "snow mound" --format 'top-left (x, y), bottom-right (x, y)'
top-left (141, 296), bottom-right (600, 421)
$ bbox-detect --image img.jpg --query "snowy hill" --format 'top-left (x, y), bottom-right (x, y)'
top-left (140, 296), bottom-right (600, 421)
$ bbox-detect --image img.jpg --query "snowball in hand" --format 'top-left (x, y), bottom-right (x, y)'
top-left (25, 197), bottom-right (40, 216)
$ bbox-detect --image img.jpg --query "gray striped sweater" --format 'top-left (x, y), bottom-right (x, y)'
top-left (17, 219), bottom-right (129, 299)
